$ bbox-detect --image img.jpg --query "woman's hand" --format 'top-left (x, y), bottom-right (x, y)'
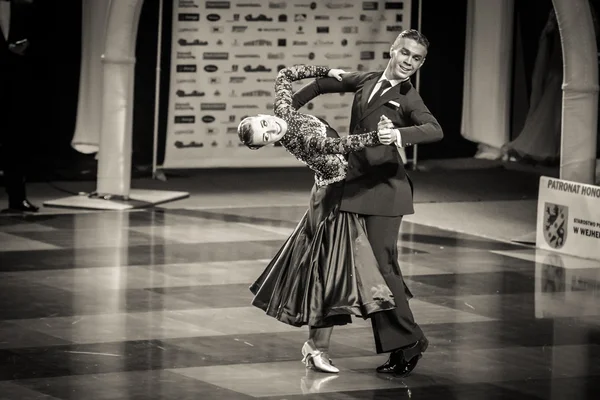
top-left (327, 68), bottom-right (347, 81)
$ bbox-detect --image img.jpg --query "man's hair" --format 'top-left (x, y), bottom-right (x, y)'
top-left (237, 117), bottom-right (262, 150)
top-left (392, 29), bottom-right (430, 50)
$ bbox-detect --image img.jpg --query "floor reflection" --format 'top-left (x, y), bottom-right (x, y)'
top-left (0, 208), bottom-right (598, 399)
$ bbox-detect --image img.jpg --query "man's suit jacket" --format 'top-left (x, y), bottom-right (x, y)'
top-left (292, 71), bottom-right (443, 217)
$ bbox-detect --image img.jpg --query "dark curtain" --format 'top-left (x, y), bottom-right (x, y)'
top-left (414, 0), bottom-right (475, 160)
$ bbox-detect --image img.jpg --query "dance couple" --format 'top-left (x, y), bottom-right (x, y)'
top-left (238, 29), bottom-right (443, 377)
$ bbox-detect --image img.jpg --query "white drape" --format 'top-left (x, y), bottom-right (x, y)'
top-left (96, 0), bottom-right (144, 196)
top-left (70, 0), bottom-right (109, 154)
top-left (461, 0), bottom-right (514, 154)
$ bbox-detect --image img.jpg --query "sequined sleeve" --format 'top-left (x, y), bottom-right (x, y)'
top-left (274, 65), bottom-right (330, 121)
top-left (299, 128), bottom-right (380, 154)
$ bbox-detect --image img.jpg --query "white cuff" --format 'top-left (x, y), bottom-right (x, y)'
top-left (394, 129), bottom-right (403, 147)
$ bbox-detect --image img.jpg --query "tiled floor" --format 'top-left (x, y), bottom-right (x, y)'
top-left (0, 167), bottom-right (599, 399)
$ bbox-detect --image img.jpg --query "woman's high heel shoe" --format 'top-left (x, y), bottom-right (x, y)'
top-left (301, 341), bottom-right (339, 374)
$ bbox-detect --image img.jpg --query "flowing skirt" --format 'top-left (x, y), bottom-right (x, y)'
top-left (250, 181), bottom-right (396, 328)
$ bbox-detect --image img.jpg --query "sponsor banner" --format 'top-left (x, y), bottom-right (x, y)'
top-left (536, 176), bottom-right (600, 260)
top-left (163, 0), bottom-right (411, 168)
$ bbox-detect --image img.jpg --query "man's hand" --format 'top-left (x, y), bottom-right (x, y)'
top-left (327, 68), bottom-right (347, 81)
top-left (377, 115), bottom-right (396, 145)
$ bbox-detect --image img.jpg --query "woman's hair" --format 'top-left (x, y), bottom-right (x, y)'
top-left (237, 117), bottom-right (262, 150)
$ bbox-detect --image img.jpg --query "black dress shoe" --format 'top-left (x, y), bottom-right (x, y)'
top-left (376, 336), bottom-right (429, 377)
top-left (6, 199), bottom-right (39, 213)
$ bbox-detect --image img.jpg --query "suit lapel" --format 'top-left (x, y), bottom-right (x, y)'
top-left (357, 73), bottom-right (381, 118)
top-left (360, 79), bottom-right (412, 122)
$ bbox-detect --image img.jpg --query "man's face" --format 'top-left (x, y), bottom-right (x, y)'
top-left (386, 38), bottom-right (427, 80)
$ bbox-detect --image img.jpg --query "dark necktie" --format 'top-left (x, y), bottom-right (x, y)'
top-left (369, 80), bottom-right (392, 103)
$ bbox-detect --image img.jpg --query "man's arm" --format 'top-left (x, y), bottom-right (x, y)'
top-left (292, 71), bottom-right (378, 110)
top-left (393, 91), bottom-right (443, 147)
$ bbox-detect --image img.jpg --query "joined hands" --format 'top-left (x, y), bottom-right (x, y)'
top-left (377, 115), bottom-right (397, 145)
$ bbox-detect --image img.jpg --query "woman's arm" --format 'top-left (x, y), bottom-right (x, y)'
top-left (274, 65), bottom-right (331, 120)
top-left (300, 128), bottom-right (381, 155)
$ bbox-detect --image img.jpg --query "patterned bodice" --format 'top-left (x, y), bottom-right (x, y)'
top-left (274, 65), bottom-right (380, 187)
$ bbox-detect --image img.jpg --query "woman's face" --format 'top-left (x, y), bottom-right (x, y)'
top-left (249, 115), bottom-right (288, 146)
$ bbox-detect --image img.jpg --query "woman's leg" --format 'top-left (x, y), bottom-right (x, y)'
top-left (309, 326), bottom-right (333, 354)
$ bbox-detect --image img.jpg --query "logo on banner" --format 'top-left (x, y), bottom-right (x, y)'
top-left (269, 1), bottom-right (286, 8)
top-left (342, 26), bottom-right (358, 34)
top-left (175, 103), bottom-right (194, 110)
top-left (363, 1), bottom-right (378, 10)
top-left (236, 2), bottom-right (261, 6)
top-left (205, 1), bottom-right (230, 9)
top-left (243, 64), bottom-right (272, 72)
top-left (396, 14), bottom-right (403, 22)
top-left (242, 90), bottom-right (272, 97)
top-left (387, 25), bottom-right (403, 32)
top-left (230, 76), bottom-right (247, 83)
top-left (360, 51), bottom-right (375, 60)
top-left (202, 115), bottom-right (216, 123)
top-left (204, 65), bottom-right (219, 72)
top-left (177, 51), bottom-right (196, 59)
top-left (175, 116), bottom-right (195, 124)
top-left (543, 203), bottom-right (568, 249)
top-left (295, 2), bottom-right (317, 9)
top-left (317, 27), bottom-right (329, 33)
top-left (258, 28), bottom-right (285, 32)
top-left (244, 39), bottom-right (272, 46)
top-left (315, 15), bottom-right (329, 20)
top-left (201, 103), bottom-right (227, 111)
top-left (178, 13), bottom-right (200, 21)
top-left (207, 14), bottom-right (221, 21)
top-left (176, 89), bottom-right (205, 97)
top-left (385, 2), bottom-right (403, 9)
top-left (295, 14), bottom-right (306, 22)
top-left (293, 40), bottom-right (308, 45)
top-left (325, 2), bottom-right (352, 9)
top-left (314, 40), bottom-right (333, 46)
top-left (203, 52), bottom-right (229, 60)
top-left (232, 26), bottom-right (248, 33)
top-left (178, 39), bottom-right (208, 46)
top-left (179, 0), bottom-right (199, 7)
top-left (211, 26), bottom-right (225, 33)
top-left (245, 14), bottom-right (273, 21)
top-left (176, 64), bottom-right (197, 73)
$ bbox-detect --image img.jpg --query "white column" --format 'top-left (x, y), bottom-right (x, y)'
top-left (552, 0), bottom-right (599, 184)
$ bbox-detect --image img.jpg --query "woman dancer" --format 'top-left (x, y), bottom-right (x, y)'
top-left (238, 65), bottom-right (396, 373)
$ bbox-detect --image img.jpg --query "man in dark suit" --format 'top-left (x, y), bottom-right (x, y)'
top-left (292, 29), bottom-right (443, 376)
top-left (0, 0), bottom-right (39, 212)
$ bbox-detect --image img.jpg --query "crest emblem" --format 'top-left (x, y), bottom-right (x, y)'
top-left (543, 203), bottom-right (568, 249)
